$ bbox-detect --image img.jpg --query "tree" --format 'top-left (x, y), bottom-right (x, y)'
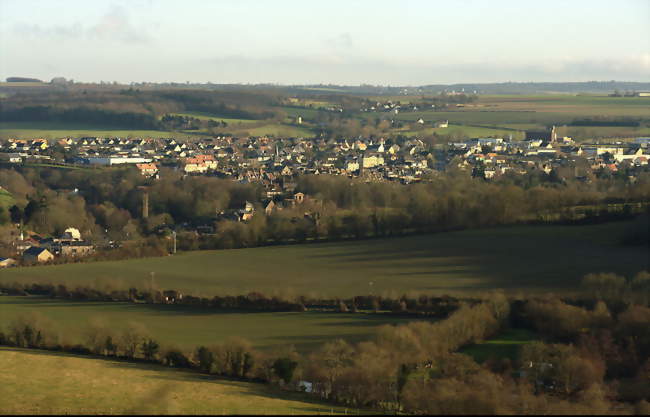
top-left (272, 357), bottom-right (298, 384)
top-left (141, 339), bottom-right (160, 361)
top-left (119, 321), bottom-right (148, 359)
top-left (9, 205), bottom-right (23, 224)
top-left (196, 346), bottom-right (214, 373)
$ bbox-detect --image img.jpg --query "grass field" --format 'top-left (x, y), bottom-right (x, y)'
top-left (170, 112), bottom-right (317, 138)
top-left (1, 221), bottom-right (646, 298)
top-left (0, 297), bottom-right (428, 352)
top-left (363, 95), bottom-right (650, 134)
top-left (399, 124), bottom-right (524, 139)
top-left (171, 112), bottom-right (260, 125)
top-left (460, 328), bottom-right (538, 363)
top-left (0, 348), bottom-right (355, 415)
top-left (0, 186), bottom-right (14, 210)
top-left (0, 122), bottom-right (192, 140)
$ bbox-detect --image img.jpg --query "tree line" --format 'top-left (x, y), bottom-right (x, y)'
top-left (2, 279), bottom-right (648, 414)
top-left (0, 281), bottom-right (464, 316)
top-left (1, 165), bottom-right (648, 260)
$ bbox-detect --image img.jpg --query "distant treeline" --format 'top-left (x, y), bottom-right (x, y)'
top-left (5, 77), bottom-right (43, 83)
top-left (570, 118), bottom-right (643, 127)
top-left (0, 281), bottom-right (465, 316)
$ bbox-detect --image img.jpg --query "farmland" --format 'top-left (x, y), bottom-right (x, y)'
top-left (362, 94), bottom-right (650, 140)
top-left (1, 93), bottom-right (647, 140)
top-left (0, 297), bottom-right (428, 352)
top-left (1, 221), bottom-right (646, 298)
top-left (0, 348), bottom-right (354, 415)
top-left (0, 122), bottom-right (192, 140)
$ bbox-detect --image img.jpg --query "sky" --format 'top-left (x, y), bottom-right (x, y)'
top-left (1, 0), bottom-right (648, 85)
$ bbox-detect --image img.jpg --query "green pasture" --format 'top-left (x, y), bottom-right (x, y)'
top-left (0, 122), bottom-right (191, 140)
top-left (0, 187), bottom-right (14, 209)
top-left (278, 106), bottom-right (322, 120)
top-left (1, 221), bottom-right (646, 298)
top-left (169, 112), bottom-right (317, 137)
top-left (170, 112), bottom-right (260, 125)
top-left (0, 348), bottom-right (355, 415)
top-left (245, 123), bottom-right (316, 138)
top-left (460, 328), bottom-right (538, 363)
top-left (0, 297), bottom-right (426, 352)
top-left (399, 124), bottom-right (524, 139)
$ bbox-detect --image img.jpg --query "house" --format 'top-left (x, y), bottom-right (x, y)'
top-left (0, 257), bottom-right (17, 268)
top-left (362, 153), bottom-right (384, 168)
top-left (264, 200), bottom-right (276, 215)
top-left (183, 158), bottom-right (208, 173)
top-left (240, 201), bottom-right (255, 221)
top-left (22, 247), bottom-right (54, 263)
top-left (435, 120), bottom-right (449, 128)
top-left (136, 163), bottom-right (159, 177)
top-left (525, 126), bottom-right (557, 142)
top-left (344, 158), bottom-right (360, 172)
top-left (59, 241), bottom-right (94, 257)
top-left (0, 153), bottom-right (23, 163)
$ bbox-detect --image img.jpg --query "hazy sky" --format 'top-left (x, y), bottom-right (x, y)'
top-left (1, 0), bottom-right (648, 85)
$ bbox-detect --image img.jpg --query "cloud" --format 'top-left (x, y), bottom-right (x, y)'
top-left (326, 32), bottom-right (354, 49)
top-left (88, 5), bottom-right (150, 43)
top-left (12, 5), bottom-right (150, 44)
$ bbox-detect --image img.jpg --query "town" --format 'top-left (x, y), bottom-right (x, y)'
top-left (0, 127), bottom-right (647, 266)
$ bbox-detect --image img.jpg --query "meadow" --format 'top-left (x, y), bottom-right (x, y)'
top-left (0, 348), bottom-right (355, 415)
top-left (399, 124), bottom-right (525, 140)
top-left (0, 120), bottom-right (318, 140)
top-left (0, 122), bottom-right (192, 140)
top-left (459, 328), bottom-right (538, 363)
top-left (0, 297), bottom-right (427, 352)
top-left (0, 186), bottom-right (14, 210)
top-left (1, 221), bottom-right (646, 298)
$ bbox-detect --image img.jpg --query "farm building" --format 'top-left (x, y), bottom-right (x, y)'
top-left (22, 247), bottom-right (54, 263)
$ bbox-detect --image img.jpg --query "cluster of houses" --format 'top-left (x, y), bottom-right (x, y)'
top-left (0, 131), bottom-right (648, 195)
top-left (0, 227), bottom-right (94, 267)
top-left (449, 131), bottom-right (649, 180)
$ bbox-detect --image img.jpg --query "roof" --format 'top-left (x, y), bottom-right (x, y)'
top-left (23, 247), bottom-right (51, 256)
top-left (136, 163), bottom-right (157, 170)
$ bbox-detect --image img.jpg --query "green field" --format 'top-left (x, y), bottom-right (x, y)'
top-left (460, 328), bottom-right (538, 363)
top-left (0, 348), bottom-right (354, 415)
top-left (0, 297), bottom-right (427, 352)
top-left (363, 95), bottom-right (650, 136)
top-left (399, 124), bottom-right (524, 139)
top-left (171, 112), bottom-right (317, 138)
top-left (0, 187), bottom-right (14, 209)
top-left (0, 122), bottom-right (193, 140)
top-left (171, 112), bottom-right (260, 125)
top-left (1, 222), bottom-right (646, 298)
top-left (245, 123), bottom-right (315, 138)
